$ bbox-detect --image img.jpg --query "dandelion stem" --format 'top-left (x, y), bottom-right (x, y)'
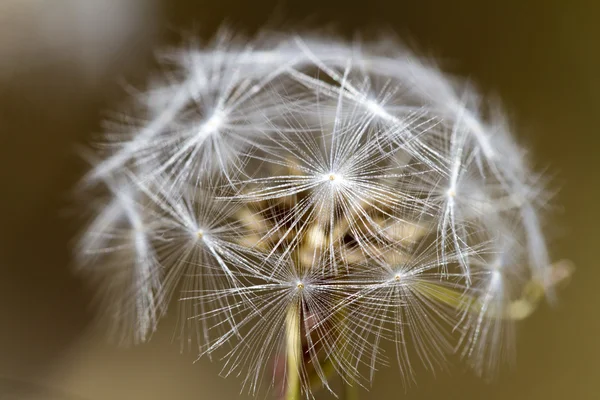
top-left (285, 303), bottom-right (302, 400)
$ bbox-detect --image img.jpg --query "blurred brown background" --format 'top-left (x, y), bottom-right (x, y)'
top-left (0, 1), bottom-right (598, 399)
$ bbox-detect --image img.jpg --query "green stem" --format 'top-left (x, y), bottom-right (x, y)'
top-left (285, 304), bottom-right (302, 400)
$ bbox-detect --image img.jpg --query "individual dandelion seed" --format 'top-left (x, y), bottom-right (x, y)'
top-left (127, 171), bottom-right (268, 350)
top-left (189, 252), bottom-right (369, 398)
top-left (86, 28), bottom-right (314, 189)
top-left (335, 230), bottom-right (493, 387)
top-left (76, 169), bottom-right (163, 344)
top-left (394, 107), bottom-right (511, 279)
top-left (76, 29), bottom-right (571, 400)
top-left (224, 77), bottom-right (432, 273)
top-left (454, 224), bottom-right (554, 378)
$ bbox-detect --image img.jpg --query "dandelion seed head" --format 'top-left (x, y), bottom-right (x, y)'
top-left (75, 28), bottom-right (566, 398)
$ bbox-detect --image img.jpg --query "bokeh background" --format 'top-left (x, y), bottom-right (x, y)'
top-left (1, 1), bottom-right (598, 399)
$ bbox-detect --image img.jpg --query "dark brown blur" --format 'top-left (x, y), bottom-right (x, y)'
top-left (0, 1), bottom-right (597, 399)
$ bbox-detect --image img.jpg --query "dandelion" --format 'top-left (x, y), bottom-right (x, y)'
top-left (76, 29), bottom-right (571, 399)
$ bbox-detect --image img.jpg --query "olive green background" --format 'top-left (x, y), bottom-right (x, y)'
top-left (1, 1), bottom-right (598, 399)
